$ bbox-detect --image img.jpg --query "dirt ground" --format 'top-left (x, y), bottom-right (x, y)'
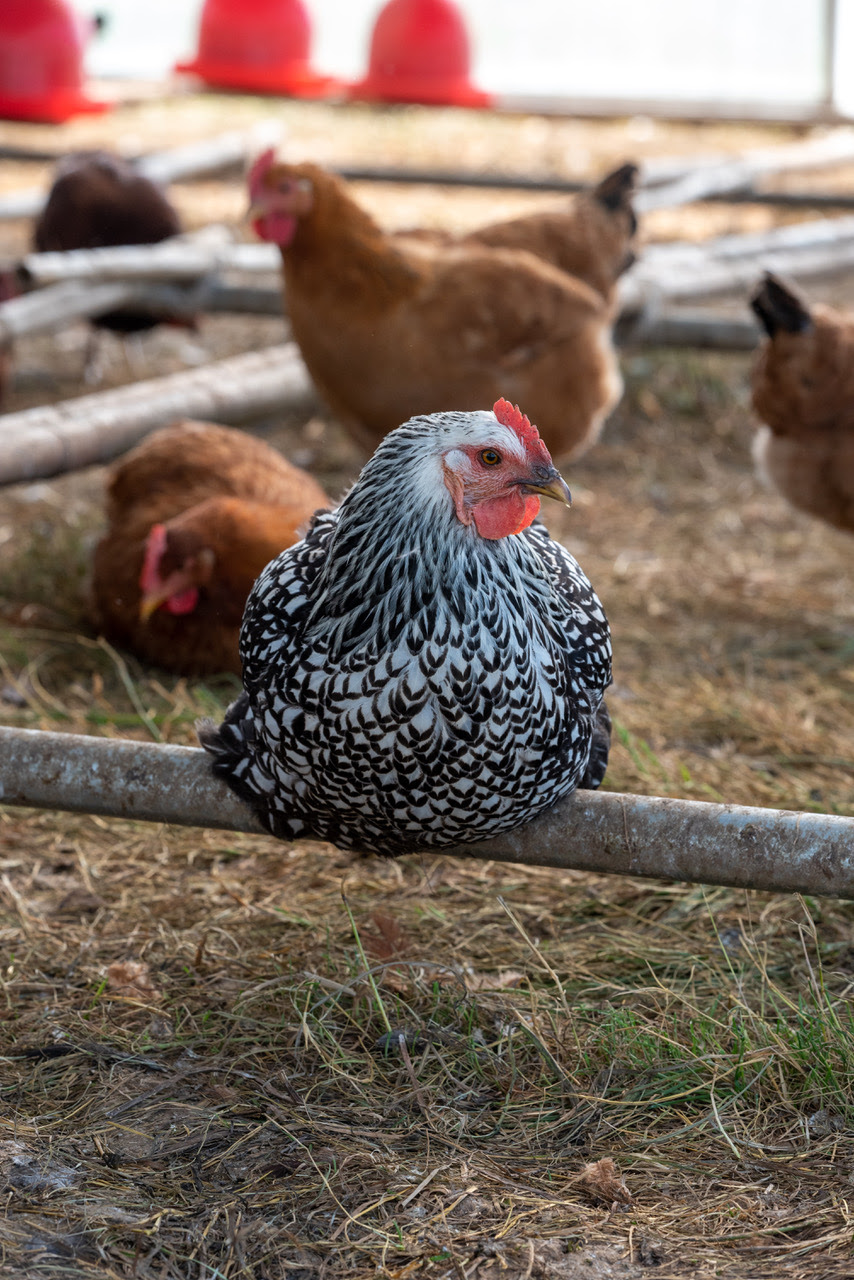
top-left (1, 91), bottom-right (854, 1280)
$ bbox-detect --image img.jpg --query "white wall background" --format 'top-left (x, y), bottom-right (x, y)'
top-left (83, 0), bottom-right (847, 115)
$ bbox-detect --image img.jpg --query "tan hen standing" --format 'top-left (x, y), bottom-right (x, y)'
top-left (249, 153), bottom-right (624, 460)
top-left (750, 273), bottom-right (854, 533)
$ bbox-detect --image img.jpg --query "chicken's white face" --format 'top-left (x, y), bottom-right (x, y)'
top-left (439, 400), bottom-right (571, 540)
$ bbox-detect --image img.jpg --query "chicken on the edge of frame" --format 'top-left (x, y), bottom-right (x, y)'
top-left (751, 272), bottom-right (854, 534)
top-left (200, 399), bottom-right (612, 857)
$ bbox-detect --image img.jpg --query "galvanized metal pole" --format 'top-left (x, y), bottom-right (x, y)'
top-left (0, 343), bottom-right (316, 487)
top-left (1, 727), bottom-right (853, 897)
top-left (0, 726), bottom-right (263, 834)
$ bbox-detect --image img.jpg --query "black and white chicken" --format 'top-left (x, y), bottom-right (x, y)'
top-left (200, 399), bottom-right (612, 856)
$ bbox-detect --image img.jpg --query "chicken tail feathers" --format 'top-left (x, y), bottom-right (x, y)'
top-left (579, 698), bottom-right (611, 791)
top-left (198, 692), bottom-right (268, 805)
top-left (198, 690), bottom-right (250, 757)
top-left (594, 163), bottom-right (639, 213)
top-left (751, 272), bottom-right (813, 338)
top-left (199, 698), bottom-right (307, 843)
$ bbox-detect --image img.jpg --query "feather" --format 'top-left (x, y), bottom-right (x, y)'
top-left (202, 406), bottom-right (611, 855)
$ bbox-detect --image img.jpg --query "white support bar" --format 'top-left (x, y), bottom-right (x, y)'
top-left (0, 344), bottom-right (316, 486)
top-left (1, 727), bottom-right (853, 898)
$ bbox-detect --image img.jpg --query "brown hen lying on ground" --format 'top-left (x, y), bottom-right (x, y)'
top-left (750, 272), bottom-right (854, 534)
top-left (249, 153), bottom-right (625, 460)
top-left (92, 420), bottom-right (330, 676)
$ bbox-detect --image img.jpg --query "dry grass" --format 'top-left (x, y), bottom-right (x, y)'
top-left (2, 97), bottom-right (854, 1278)
top-left (4, 812), bottom-right (854, 1279)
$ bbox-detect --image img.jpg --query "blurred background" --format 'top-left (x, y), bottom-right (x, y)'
top-left (88, 0), bottom-right (853, 119)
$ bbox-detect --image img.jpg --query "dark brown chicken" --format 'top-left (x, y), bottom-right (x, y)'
top-left (750, 272), bottom-right (854, 533)
top-left (249, 153), bottom-right (624, 460)
top-left (92, 420), bottom-right (330, 675)
top-left (33, 150), bottom-right (188, 339)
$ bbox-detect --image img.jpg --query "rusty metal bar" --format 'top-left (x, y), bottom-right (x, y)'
top-left (0, 279), bottom-right (285, 344)
top-left (0, 726), bottom-right (264, 834)
top-left (17, 239), bottom-right (279, 288)
top-left (615, 309), bottom-right (760, 351)
top-left (448, 793), bottom-right (854, 897)
top-left (1, 727), bottom-right (853, 897)
top-left (0, 281), bottom-right (142, 344)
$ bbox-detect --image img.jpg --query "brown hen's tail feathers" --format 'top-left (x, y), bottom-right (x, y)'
top-left (593, 163), bottom-right (638, 274)
top-left (751, 272), bottom-right (813, 338)
top-left (594, 163), bottom-right (639, 213)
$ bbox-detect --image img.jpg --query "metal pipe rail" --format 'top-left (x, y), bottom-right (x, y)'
top-left (1, 727), bottom-right (852, 898)
top-left (0, 343), bottom-right (316, 487)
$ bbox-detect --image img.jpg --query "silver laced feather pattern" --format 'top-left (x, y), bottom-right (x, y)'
top-left (200, 411), bottom-right (611, 856)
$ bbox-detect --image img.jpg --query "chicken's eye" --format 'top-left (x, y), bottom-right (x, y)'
top-left (480, 449), bottom-right (502, 466)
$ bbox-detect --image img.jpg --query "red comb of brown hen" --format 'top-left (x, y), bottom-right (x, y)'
top-left (248, 148), bottom-right (277, 198)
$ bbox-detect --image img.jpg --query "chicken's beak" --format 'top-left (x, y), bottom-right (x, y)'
top-left (522, 470), bottom-right (572, 508)
top-left (139, 562), bottom-right (202, 623)
top-left (139, 590), bottom-right (170, 623)
top-left (245, 199), bottom-right (268, 225)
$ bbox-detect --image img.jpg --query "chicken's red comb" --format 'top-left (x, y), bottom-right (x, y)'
top-left (248, 147), bottom-right (277, 197)
top-left (493, 398), bottom-right (541, 449)
top-left (140, 523), bottom-right (167, 594)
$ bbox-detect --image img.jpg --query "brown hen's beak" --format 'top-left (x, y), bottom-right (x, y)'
top-left (245, 199), bottom-right (268, 224)
top-left (522, 470), bottom-right (572, 508)
top-left (139, 563), bottom-right (200, 623)
top-left (139, 590), bottom-right (170, 624)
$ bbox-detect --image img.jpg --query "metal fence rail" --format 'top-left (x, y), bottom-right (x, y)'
top-left (2, 727), bottom-right (853, 898)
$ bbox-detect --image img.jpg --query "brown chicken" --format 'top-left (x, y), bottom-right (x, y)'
top-left (750, 273), bottom-right (854, 533)
top-left (457, 162), bottom-right (638, 305)
top-left (249, 152), bottom-right (624, 459)
top-left (92, 420), bottom-right (330, 675)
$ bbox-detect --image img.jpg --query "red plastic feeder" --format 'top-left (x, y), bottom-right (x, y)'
top-left (0, 0), bottom-right (107, 124)
top-left (350, 0), bottom-right (492, 108)
top-left (176, 0), bottom-right (340, 99)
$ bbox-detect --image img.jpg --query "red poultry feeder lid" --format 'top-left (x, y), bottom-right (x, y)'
top-left (349, 0), bottom-right (492, 108)
top-left (176, 0), bottom-right (340, 100)
top-left (0, 0), bottom-right (107, 124)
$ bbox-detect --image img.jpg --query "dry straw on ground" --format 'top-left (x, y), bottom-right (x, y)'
top-left (2, 98), bottom-right (854, 1279)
